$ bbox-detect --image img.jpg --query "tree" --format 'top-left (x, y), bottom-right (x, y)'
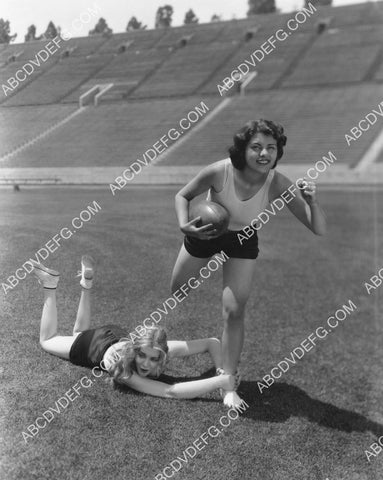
top-left (305, 0), bottom-right (332, 5)
top-left (126, 17), bottom-right (146, 31)
top-left (42, 21), bottom-right (58, 39)
top-left (247, 0), bottom-right (276, 16)
top-left (89, 18), bottom-right (113, 36)
top-left (155, 5), bottom-right (174, 28)
top-left (25, 25), bottom-right (37, 42)
top-left (211, 14), bottom-right (222, 22)
top-left (0, 19), bottom-right (17, 44)
top-left (184, 9), bottom-right (199, 25)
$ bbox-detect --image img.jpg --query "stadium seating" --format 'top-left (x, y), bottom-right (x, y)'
top-left (1, 2), bottom-right (382, 172)
top-left (0, 56), bottom-right (60, 105)
top-left (201, 30), bottom-right (313, 94)
top-left (283, 24), bottom-right (383, 87)
top-left (283, 44), bottom-right (381, 87)
top-left (132, 41), bottom-right (241, 98)
top-left (64, 47), bottom-right (174, 103)
top-left (0, 104), bottom-right (77, 157)
top-left (1, 2), bottom-right (381, 105)
top-left (3, 54), bottom-right (113, 106)
top-left (160, 84), bottom-right (382, 168)
top-left (0, 97), bottom-right (220, 168)
top-left (98, 29), bottom-right (166, 53)
top-left (59, 35), bottom-right (109, 56)
top-left (156, 22), bottom-right (225, 46)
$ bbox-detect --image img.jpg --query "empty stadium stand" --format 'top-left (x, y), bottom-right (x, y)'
top-left (0, 97), bottom-right (220, 168)
top-left (4, 54), bottom-right (114, 106)
top-left (160, 84), bottom-right (383, 168)
top-left (0, 104), bottom-right (77, 157)
top-left (1, 2), bottom-right (382, 106)
top-left (1, 1), bottom-right (382, 178)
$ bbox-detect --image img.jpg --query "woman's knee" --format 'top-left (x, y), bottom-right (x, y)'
top-left (222, 290), bottom-right (248, 319)
top-left (222, 301), bottom-right (246, 322)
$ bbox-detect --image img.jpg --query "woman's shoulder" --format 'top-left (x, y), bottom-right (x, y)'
top-left (203, 158), bottom-right (230, 174)
top-left (269, 169), bottom-right (293, 199)
top-left (207, 159), bottom-right (230, 192)
top-left (270, 169), bottom-right (291, 189)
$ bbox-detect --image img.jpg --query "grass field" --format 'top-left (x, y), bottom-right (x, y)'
top-left (1, 186), bottom-right (382, 480)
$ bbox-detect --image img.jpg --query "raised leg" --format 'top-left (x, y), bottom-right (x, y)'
top-left (73, 289), bottom-right (92, 334)
top-left (170, 244), bottom-right (211, 293)
top-left (38, 286), bottom-right (77, 360)
top-left (40, 288), bottom-right (58, 343)
top-left (73, 254), bottom-right (95, 334)
top-left (33, 263), bottom-right (77, 359)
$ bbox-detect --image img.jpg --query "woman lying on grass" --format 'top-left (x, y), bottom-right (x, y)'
top-left (33, 255), bottom-right (238, 400)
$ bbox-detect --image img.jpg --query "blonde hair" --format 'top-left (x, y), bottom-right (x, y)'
top-left (107, 326), bottom-right (168, 386)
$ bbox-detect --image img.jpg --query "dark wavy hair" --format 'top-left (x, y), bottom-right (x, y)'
top-left (229, 119), bottom-right (287, 170)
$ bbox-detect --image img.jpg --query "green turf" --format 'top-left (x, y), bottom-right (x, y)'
top-left (1, 187), bottom-right (382, 480)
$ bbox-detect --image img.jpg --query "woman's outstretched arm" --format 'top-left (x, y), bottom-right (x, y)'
top-left (122, 371), bottom-right (234, 399)
top-left (168, 338), bottom-right (222, 369)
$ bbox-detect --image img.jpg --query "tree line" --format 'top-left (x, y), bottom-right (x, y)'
top-left (0, 1), bottom-right (333, 44)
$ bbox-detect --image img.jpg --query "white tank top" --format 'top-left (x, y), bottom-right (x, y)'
top-left (208, 158), bottom-right (275, 230)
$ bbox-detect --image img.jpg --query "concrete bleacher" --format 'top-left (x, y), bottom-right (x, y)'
top-left (59, 35), bottom-right (109, 56)
top-left (65, 46), bottom-right (174, 102)
top-left (0, 104), bottom-right (77, 157)
top-left (160, 83), bottom-right (383, 169)
top-left (0, 2), bottom-right (381, 106)
top-left (0, 97), bottom-right (220, 168)
top-left (374, 61), bottom-right (383, 81)
top-left (3, 54), bottom-right (113, 106)
top-left (283, 43), bottom-right (381, 87)
top-left (0, 56), bottom-right (57, 88)
top-left (325, 2), bottom-right (383, 27)
top-left (315, 25), bottom-right (383, 48)
top-left (201, 30), bottom-right (313, 94)
top-left (1, 1), bottom-right (382, 183)
top-left (132, 41), bottom-right (240, 98)
top-left (0, 39), bottom-right (48, 64)
top-left (98, 29), bottom-right (166, 53)
top-left (156, 22), bottom-right (225, 47)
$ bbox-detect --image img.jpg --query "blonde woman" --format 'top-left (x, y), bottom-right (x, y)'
top-left (34, 256), bottom-right (237, 400)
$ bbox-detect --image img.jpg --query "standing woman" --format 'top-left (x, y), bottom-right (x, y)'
top-left (170, 119), bottom-right (326, 408)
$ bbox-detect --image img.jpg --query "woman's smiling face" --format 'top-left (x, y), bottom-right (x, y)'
top-left (244, 132), bottom-right (278, 172)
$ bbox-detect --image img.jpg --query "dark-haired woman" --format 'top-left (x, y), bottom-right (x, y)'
top-left (170, 119), bottom-right (326, 408)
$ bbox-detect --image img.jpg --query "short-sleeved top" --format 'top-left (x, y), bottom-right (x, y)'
top-left (208, 158), bottom-right (275, 230)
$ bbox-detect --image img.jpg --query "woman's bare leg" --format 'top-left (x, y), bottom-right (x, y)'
top-left (34, 266), bottom-right (77, 359)
top-left (73, 255), bottom-right (94, 334)
top-left (73, 289), bottom-right (91, 334)
top-left (40, 288), bottom-right (58, 343)
top-left (221, 258), bottom-right (257, 407)
top-left (170, 244), bottom-right (211, 293)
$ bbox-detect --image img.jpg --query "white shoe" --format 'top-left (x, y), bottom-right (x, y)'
top-left (32, 262), bottom-right (60, 289)
top-left (222, 391), bottom-right (244, 409)
top-left (77, 255), bottom-right (94, 289)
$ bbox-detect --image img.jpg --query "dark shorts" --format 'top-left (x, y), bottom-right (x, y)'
top-left (184, 229), bottom-right (259, 259)
top-left (69, 324), bottom-right (128, 368)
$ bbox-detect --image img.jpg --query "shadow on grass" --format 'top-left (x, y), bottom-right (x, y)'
top-left (238, 379), bottom-right (383, 437)
top-left (115, 369), bottom-right (383, 436)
